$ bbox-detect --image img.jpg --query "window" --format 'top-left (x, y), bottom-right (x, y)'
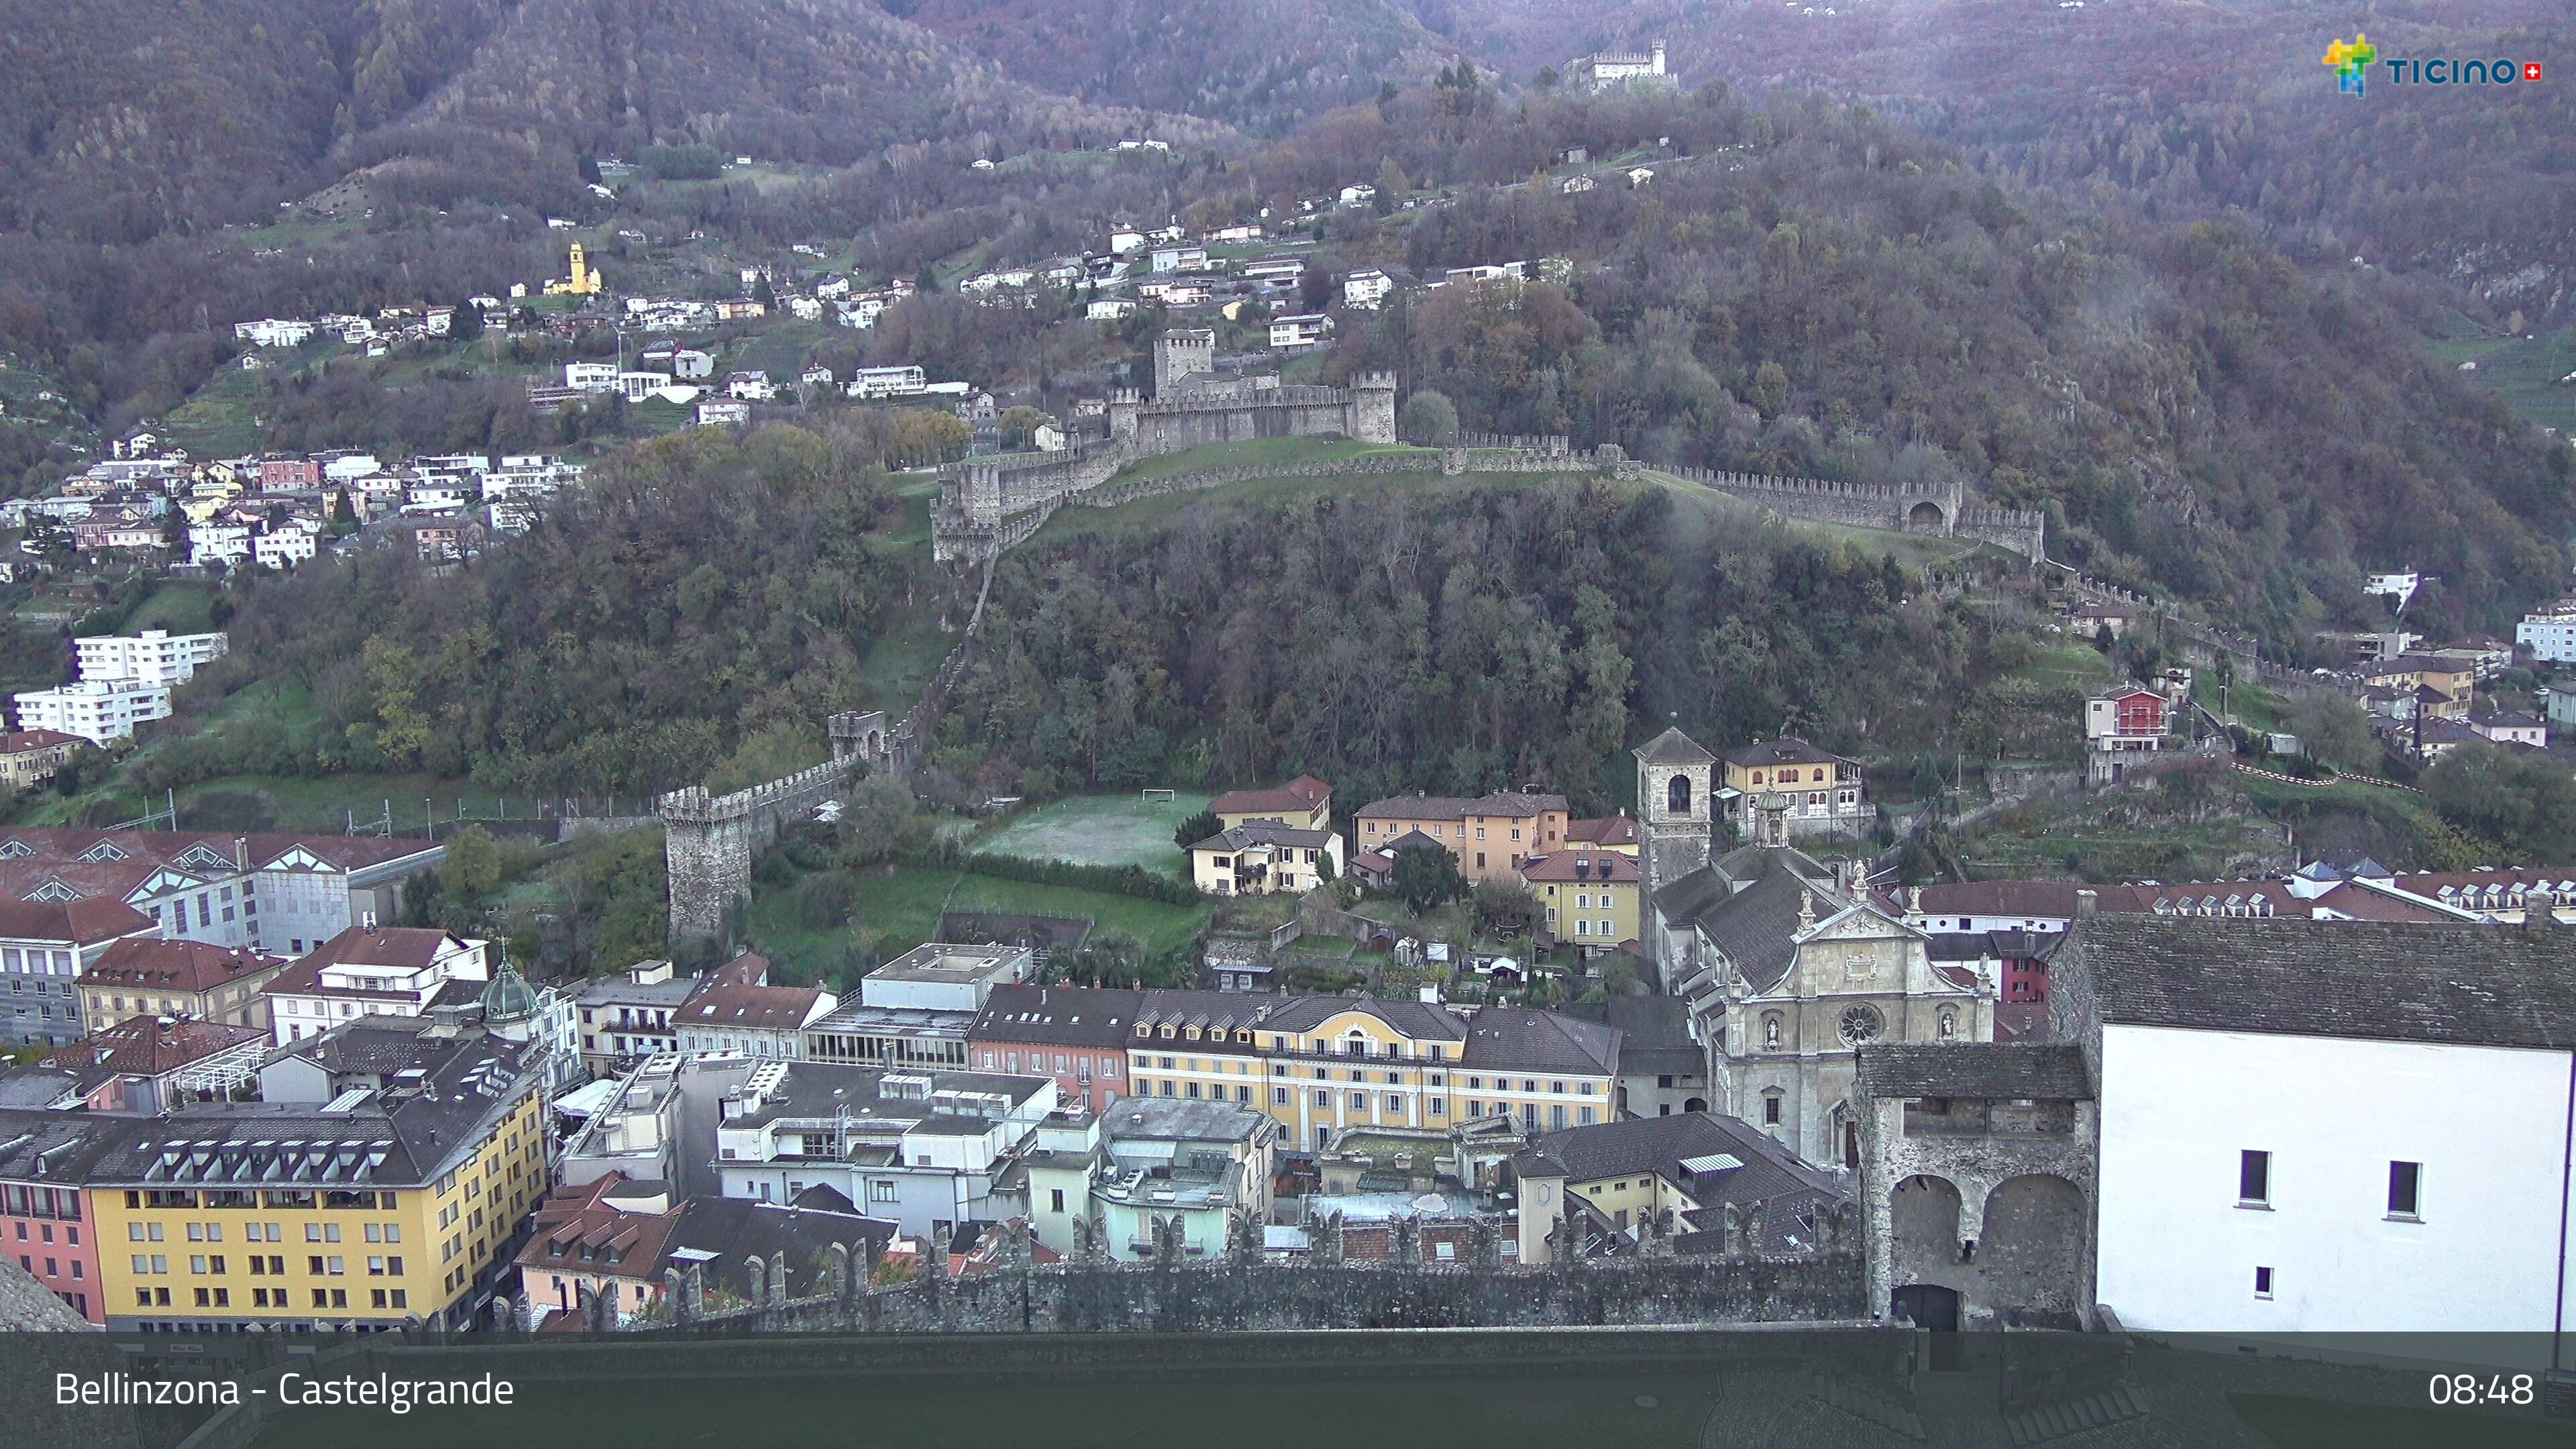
top-left (1051, 1189), bottom-right (1065, 1214)
top-left (2253, 1266), bottom-right (2273, 1299)
top-left (1348, 1091), bottom-right (1366, 1109)
top-left (2387, 1161), bottom-right (2422, 1220)
top-left (1385, 1093), bottom-right (1404, 1113)
top-left (1762, 1092), bottom-right (1782, 1126)
top-left (2238, 1150), bottom-right (2271, 1207)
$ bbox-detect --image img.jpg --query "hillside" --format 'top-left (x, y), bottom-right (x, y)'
top-left (1422, 0), bottom-right (2576, 326)
top-left (894, 0), bottom-right (1456, 133)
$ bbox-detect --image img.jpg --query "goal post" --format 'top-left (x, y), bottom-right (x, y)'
top-left (1140, 788), bottom-right (1177, 802)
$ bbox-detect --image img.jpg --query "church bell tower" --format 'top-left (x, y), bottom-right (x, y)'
top-left (1633, 727), bottom-right (1717, 962)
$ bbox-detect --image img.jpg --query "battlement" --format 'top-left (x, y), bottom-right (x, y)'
top-left (657, 756), bottom-right (853, 825)
top-left (1349, 371), bottom-right (1399, 391)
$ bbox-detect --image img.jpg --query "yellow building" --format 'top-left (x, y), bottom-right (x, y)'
top-left (1518, 850), bottom-right (1640, 955)
top-left (1187, 821), bottom-right (1342, 896)
top-left (545, 241), bottom-right (602, 297)
top-left (1352, 790), bottom-right (1569, 884)
top-left (0, 729), bottom-right (85, 792)
top-left (1210, 775), bottom-right (1332, 832)
top-left (87, 1024), bottom-right (549, 1332)
top-left (1124, 991), bottom-right (1621, 1154)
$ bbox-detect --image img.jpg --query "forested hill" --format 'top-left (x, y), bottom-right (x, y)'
top-left (1421, 0), bottom-right (2576, 325)
top-left (1258, 84), bottom-right (2569, 640)
top-left (0, 0), bottom-right (1223, 244)
top-left (891, 0), bottom-right (1455, 133)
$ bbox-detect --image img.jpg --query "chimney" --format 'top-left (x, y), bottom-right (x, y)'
top-left (2075, 890), bottom-right (2098, 920)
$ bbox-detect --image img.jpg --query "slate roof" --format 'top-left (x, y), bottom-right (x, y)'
top-left (1132, 988), bottom-right (1285, 1036)
top-left (1922, 930), bottom-right (2063, 965)
top-left (1632, 728), bottom-right (1716, 766)
top-left (1260, 994), bottom-right (1470, 1042)
top-left (0, 1254), bottom-right (90, 1330)
top-left (1354, 790), bottom-right (1568, 821)
top-left (1901, 880), bottom-right (2086, 920)
top-left (2070, 916), bottom-right (2576, 1049)
top-left (969, 983), bottom-right (1144, 1049)
top-left (1519, 851), bottom-right (1640, 883)
top-left (1718, 737), bottom-right (1854, 771)
top-left (1856, 1043), bottom-right (2092, 1100)
top-left (1189, 822), bottom-right (1336, 853)
top-left (1459, 1006), bottom-right (1621, 1076)
top-left (78, 938), bottom-right (286, 994)
top-left (1560, 994), bottom-right (1699, 1077)
top-left (1516, 1111), bottom-right (1847, 1252)
top-left (1654, 847), bottom-right (1849, 993)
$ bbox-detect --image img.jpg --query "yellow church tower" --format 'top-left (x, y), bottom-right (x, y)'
top-left (547, 241), bottom-right (602, 297)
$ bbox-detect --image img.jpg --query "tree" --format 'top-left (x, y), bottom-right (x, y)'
top-left (1173, 809), bottom-right (1223, 850)
top-left (1397, 389), bottom-right (1459, 445)
top-left (1534, 65), bottom-right (1560, 92)
top-left (753, 274), bottom-right (778, 312)
top-left (451, 300), bottom-right (484, 343)
top-left (2424, 743), bottom-right (2576, 859)
top-left (2283, 691), bottom-right (2375, 773)
top-left (436, 824), bottom-right (506, 902)
top-left (1390, 841), bottom-right (1466, 913)
top-left (835, 773), bottom-right (922, 867)
top-left (1472, 878), bottom-right (1536, 936)
top-left (996, 405), bottom-right (1052, 451)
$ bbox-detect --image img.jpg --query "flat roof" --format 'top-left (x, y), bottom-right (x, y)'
top-left (867, 943), bottom-right (1029, 985)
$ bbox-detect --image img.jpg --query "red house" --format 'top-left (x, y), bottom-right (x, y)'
top-left (968, 983), bottom-right (1141, 1114)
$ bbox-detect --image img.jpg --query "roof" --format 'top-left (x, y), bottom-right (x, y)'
top-left (0, 895), bottom-right (156, 945)
top-left (684, 981), bottom-right (826, 1033)
top-left (300, 924), bottom-right (466, 972)
top-left (1633, 728), bottom-right (1716, 767)
top-left (0, 729), bottom-right (84, 754)
top-left (1258, 994), bottom-right (1469, 1042)
top-left (78, 937), bottom-right (286, 994)
top-left (1459, 1006), bottom-right (1621, 1076)
top-left (1210, 775), bottom-right (1331, 817)
top-left (1514, 1112), bottom-right (1847, 1250)
top-left (1564, 816), bottom-right (1638, 848)
top-left (969, 984), bottom-right (1143, 1050)
top-left (1560, 994), bottom-right (1697, 1077)
top-left (1856, 1043), bottom-right (2092, 1100)
top-left (0, 1254), bottom-right (91, 1330)
top-left (1099, 1094), bottom-right (1271, 1144)
top-left (1653, 847), bottom-right (1854, 993)
top-left (1518, 851), bottom-right (1640, 884)
top-left (1902, 880), bottom-right (2086, 920)
top-left (1190, 822), bottom-right (1336, 853)
top-left (1354, 790), bottom-right (1568, 822)
top-left (45, 1015), bottom-right (267, 1077)
top-left (2068, 916), bottom-right (2576, 1049)
top-left (1718, 737), bottom-right (1854, 770)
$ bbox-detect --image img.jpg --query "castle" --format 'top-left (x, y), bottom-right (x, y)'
top-left (931, 331), bottom-right (1397, 561)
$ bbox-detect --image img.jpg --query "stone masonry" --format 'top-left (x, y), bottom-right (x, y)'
top-left (661, 710), bottom-right (890, 943)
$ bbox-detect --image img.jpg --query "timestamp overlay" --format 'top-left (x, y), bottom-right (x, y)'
top-left (6, 1330), bottom-right (2576, 1448)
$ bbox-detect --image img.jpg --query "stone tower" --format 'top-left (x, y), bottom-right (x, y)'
top-left (1344, 372), bottom-right (1399, 445)
top-left (1633, 727), bottom-right (1717, 937)
top-left (1154, 329), bottom-right (1216, 398)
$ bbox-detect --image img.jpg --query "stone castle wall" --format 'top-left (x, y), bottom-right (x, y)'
top-left (1667, 466), bottom-right (2049, 561)
top-left (660, 755), bottom-right (861, 942)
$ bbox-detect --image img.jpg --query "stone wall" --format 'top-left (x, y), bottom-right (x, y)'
top-left (660, 755), bottom-right (861, 943)
top-left (1856, 1091), bottom-right (2097, 1331)
top-left (1664, 466), bottom-right (2048, 562)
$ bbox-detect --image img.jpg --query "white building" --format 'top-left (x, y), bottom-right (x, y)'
top-left (696, 400), bottom-right (751, 427)
top-left (846, 365), bottom-right (928, 400)
top-left (1344, 270), bottom-right (1393, 309)
top-left (2069, 914), bottom-right (2576, 1342)
top-left (1570, 40), bottom-right (1671, 91)
top-left (252, 525), bottom-right (318, 569)
top-left (1269, 313), bottom-right (1333, 351)
top-left (264, 924), bottom-right (490, 1045)
top-left (614, 370), bottom-right (675, 402)
top-left (2516, 600), bottom-right (2576, 663)
top-left (12, 678), bottom-right (173, 745)
top-left (74, 631), bottom-right (227, 687)
top-left (564, 362), bottom-right (619, 393)
top-left (232, 319), bottom-right (316, 348)
top-left (2362, 570), bottom-right (2422, 611)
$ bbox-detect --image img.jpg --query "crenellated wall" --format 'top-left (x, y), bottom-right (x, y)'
top-left (661, 753), bottom-right (862, 942)
top-left (1664, 466), bottom-right (2049, 561)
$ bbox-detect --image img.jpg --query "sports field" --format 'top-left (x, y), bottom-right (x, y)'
top-left (975, 791), bottom-right (1212, 877)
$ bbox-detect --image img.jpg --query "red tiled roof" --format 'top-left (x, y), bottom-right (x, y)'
top-left (1563, 816), bottom-right (1637, 847)
top-left (684, 981), bottom-right (822, 1032)
top-left (44, 1014), bottom-right (266, 1077)
top-left (1517, 851), bottom-right (1640, 883)
top-left (79, 938), bottom-right (286, 993)
top-left (0, 894), bottom-right (156, 945)
top-left (301, 924), bottom-right (462, 971)
top-left (1210, 775), bottom-right (1332, 818)
top-left (0, 730), bottom-right (84, 754)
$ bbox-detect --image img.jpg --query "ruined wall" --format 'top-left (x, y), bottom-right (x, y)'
top-left (661, 756), bottom-right (861, 942)
top-left (1857, 1093), bottom-right (2098, 1330)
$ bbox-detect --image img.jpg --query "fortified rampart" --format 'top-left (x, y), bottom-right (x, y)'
top-left (660, 710), bottom-right (892, 943)
top-left (519, 1216), bottom-right (1865, 1336)
top-left (1664, 466), bottom-right (2050, 561)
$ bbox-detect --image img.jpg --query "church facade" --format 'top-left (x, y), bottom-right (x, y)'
top-left (1632, 727), bottom-right (1993, 1169)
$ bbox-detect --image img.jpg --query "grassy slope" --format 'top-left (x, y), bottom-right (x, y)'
top-left (2427, 313), bottom-right (2576, 439)
top-left (974, 790), bottom-right (1214, 877)
top-left (743, 861), bottom-right (1209, 984)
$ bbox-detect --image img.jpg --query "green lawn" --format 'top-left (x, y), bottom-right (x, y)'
top-left (743, 862), bottom-right (1210, 984)
top-left (2009, 639), bottom-right (2121, 694)
top-left (120, 583), bottom-right (217, 635)
top-left (2427, 313), bottom-right (2576, 437)
top-left (975, 790), bottom-right (1214, 876)
top-left (1106, 435), bottom-right (1428, 486)
top-left (2231, 1393), bottom-right (2568, 1449)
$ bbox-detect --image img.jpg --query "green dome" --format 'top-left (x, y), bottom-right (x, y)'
top-left (480, 959), bottom-right (541, 1024)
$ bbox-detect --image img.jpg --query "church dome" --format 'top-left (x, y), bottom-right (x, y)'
top-left (480, 957), bottom-right (541, 1026)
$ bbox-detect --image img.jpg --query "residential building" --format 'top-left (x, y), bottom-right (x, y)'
top-left (1124, 991), bottom-right (1620, 1152)
top-left (0, 730), bottom-right (84, 792)
top-left (76, 938), bottom-right (290, 1034)
top-left (574, 961), bottom-right (699, 1078)
top-left (1562, 815), bottom-right (1639, 855)
top-left (1562, 994), bottom-right (1707, 1118)
top-left (42, 1014), bottom-right (270, 1110)
top-left (513, 1173), bottom-right (891, 1328)
top-left (677, 955), bottom-right (834, 1061)
top-left (696, 399), bottom-right (750, 427)
top-left (1344, 270), bottom-right (1394, 309)
top-left (710, 1061), bottom-right (1059, 1238)
top-left (564, 362), bottom-right (619, 393)
top-left (2053, 912), bottom-right (2576, 1334)
top-left (12, 678), bottom-right (172, 745)
top-left (847, 365), bottom-right (928, 400)
top-left (1210, 774), bottom-right (1332, 831)
top-left (87, 1020), bottom-right (551, 1332)
top-left (2515, 600), bottom-right (2576, 662)
top-left (2546, 681), bottom-right (2576, 737)
top-left (1352, 790), bottom-right (1570, 884)
top-left (0, 1114), bottom-right (120, 1324)
top-left (969, 983), bottom-right (1141, 1114)
top-left (1089, 1096), bottom-right (1278, 1262)
top-left (0, 898), bottom-right (159, 1046)
top-left (1570, 40), bottom-right (1672, 91)
top-left (262, 924), bottom-right (491, 1044)
top-left (1187, 821), bottom-right (1341, 896)
top-left (74, 631), bottom-right (226, 687)
top-left (2469, 709), bottom-right (2548, 747)
top-left (2081, 688), bottom-right (2170, 786)
top-left (1268, 313), bottom-right (1333, 350)
top-left (1518, 849), bottom-right (1639, 955)
top-left (803, 943), bottom-right (1030, 1069)
top-left (1717, 738), bottom-right (1869, 845)
top-left (1513, 1110), bottom-right (1845, 1266)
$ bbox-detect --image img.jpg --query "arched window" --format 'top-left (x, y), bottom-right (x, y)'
top-left (1667, 773), bottom-right (1693, 815)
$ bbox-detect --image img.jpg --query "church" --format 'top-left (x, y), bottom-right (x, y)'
top-left (1631, 727), bottom-right (1993, 1169)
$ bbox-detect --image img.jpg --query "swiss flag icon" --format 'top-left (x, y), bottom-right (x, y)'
top-left (2524, 62), bottom-right (2544, 81)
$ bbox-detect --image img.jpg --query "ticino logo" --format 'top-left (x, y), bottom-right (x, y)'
top-left (2324, 34), bottom-right (2544, 96)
